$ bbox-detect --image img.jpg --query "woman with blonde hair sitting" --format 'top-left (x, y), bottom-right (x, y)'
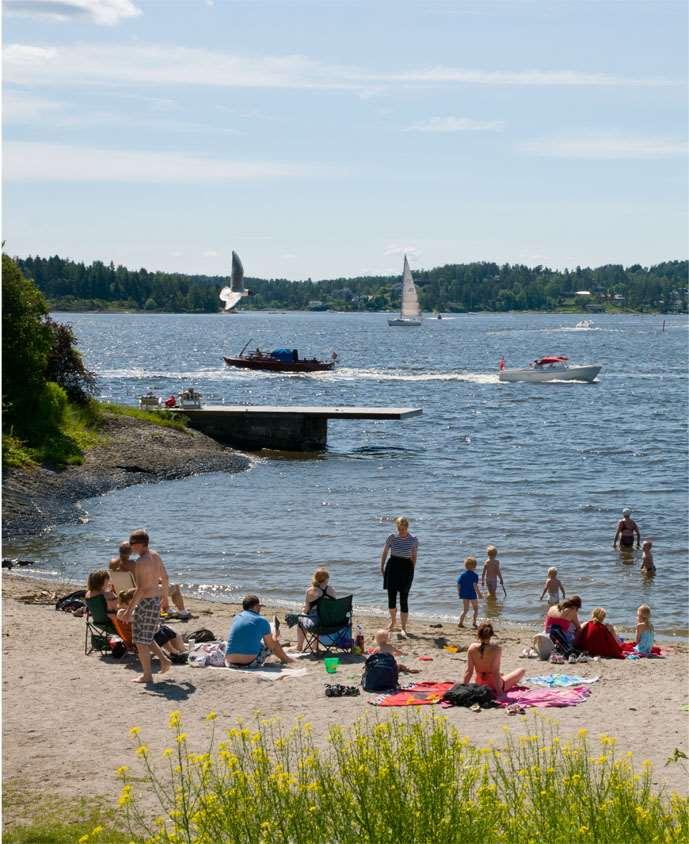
top-left (296, 568), bottom-right (336, 652)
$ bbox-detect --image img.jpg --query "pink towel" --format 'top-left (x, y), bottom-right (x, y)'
top-left (498, 685), bottom-right (591, 708)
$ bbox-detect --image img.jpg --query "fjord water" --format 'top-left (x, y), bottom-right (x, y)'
top-left (8, 312), bottom-right (688, 636)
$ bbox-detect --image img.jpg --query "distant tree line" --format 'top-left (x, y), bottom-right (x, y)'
top-left (15, 254), bottom-right (688, 314)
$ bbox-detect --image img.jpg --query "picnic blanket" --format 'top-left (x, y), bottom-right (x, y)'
top-left (526, 674), bottom-right (600, 688)
top-left (369, 681), bottom-right (454, 707)
top-left (574, 621), bottom-right (624, 659)
top-left (497, 685), bottom-right (592, 709)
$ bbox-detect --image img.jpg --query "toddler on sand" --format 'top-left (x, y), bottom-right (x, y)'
top-left (640, 541), bottom-right (656, 576)
top-left (372, 629), bottom-right (418, 673)
top-left (481, 546), bottom-right (505, 598)
top-left (634, 605), bottom-right (655, 655)
top-left (457, 557), bottom-right (482, 628)
top-left (540, 567), bottom-right (565, 607)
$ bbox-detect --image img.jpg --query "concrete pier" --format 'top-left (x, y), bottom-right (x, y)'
top-left (172, 405), bottom-right (422, 451)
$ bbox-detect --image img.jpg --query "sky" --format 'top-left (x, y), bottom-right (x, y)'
top-left (2, 0), bottom-right (688, 280)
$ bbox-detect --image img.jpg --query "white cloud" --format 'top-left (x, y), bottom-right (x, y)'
top-left (281, 253), bottom-right (297, 260)
top-left (2, 90), bottom-right (65, 122)
top-left (3, 142), bottom-right (336, 183)
top-left (384, 244), bottom-right (421, 257)
top-left (202, 250), bottom-right (219, 257)
top-left (521, 134), bottom-right (688, 159)
top-left (405, 116), bottom-right (504, 133)
top-left (3, 43), bottom-right (678, 90)
top-left (5, 0), bottom-right (141, 26)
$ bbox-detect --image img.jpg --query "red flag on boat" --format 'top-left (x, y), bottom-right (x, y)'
top-left (499, 356), bottom-right (505, 371)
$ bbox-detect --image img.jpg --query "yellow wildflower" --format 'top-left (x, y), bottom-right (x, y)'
top-left (128, 726), bottom-right (141, 737)
top-left (168, 710), bottom-right (182, 729)
top-left (205, 710), bottom-right (218, 721)
top-left (135, 745), bottom-right (149, 757)
top-left (162, 748), bottom-right (174, 758)
top-left (176, 733), bottom-right (188, 744)
top-left (115, 765), bottom-right (129, 779)
top-left (91, 826), bottom-right (103, 836)
top-left (578, 728), bottom-right (588, 738)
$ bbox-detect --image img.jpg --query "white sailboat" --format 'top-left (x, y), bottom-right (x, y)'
top-left (388, 255), bottom-right (422, 326)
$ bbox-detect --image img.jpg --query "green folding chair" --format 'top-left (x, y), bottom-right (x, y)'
top-left (84, 594), bottom-right (118, 655)
top-left (298, 595), bottom-right (353, 656)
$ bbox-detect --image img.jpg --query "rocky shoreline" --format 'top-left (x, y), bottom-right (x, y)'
top-left (2, 412), bottom-right (251, 541)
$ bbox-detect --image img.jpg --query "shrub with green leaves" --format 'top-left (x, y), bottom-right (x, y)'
top-left (117, 713), bottom-right (689, 844)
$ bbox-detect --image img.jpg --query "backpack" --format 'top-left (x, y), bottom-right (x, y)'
top-left (183, 628), bottom-right (215, 644)
top-left (361, 652), bottom-right (399, 692)
top-left (441, 683), bottom-right (497, 708)
top-left (55, 590), bottom-right (87, 613)
top-left (533, 633), bottom-right (554, 660)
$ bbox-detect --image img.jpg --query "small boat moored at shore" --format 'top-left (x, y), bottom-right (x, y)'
top-left (224, 339), bottom-right (337, 373)
top-left (498, 355), bottom-right (601, 383)
top-left (138, 390), bottom-right (162, 409)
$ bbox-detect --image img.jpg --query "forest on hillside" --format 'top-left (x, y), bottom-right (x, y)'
top-left (15, 254), bottom-right (688, 314)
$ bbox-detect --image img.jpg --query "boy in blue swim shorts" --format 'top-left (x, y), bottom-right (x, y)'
top-left (457, 556), bottom-right (482, 628)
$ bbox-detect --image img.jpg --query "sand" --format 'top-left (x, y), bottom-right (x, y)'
top-left (3, 573), bottom-right (688, 826)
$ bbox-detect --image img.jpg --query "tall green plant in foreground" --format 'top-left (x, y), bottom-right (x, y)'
top-left (114, 713), bottom-right (688, 844)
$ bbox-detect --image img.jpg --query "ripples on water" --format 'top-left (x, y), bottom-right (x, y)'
top-left (6, 312), bottom-right (688, 637)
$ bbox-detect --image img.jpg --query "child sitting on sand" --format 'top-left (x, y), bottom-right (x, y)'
top-left (116, 589), bottom-right (187, 657)
top-left (481, 546), bottom-right (505, 598)
top-left (634, 605), bottom-right (655, 655)
top-left (85, 570), bottom-right (118, 615)
top-left (640, 541), bottom-right (656, 576)
top-left (590, 607), bottom-right (618, 639)
top-left (540, 567), bottom-right (565, 606)
top-left (371, 629), bottom-right (419, 673)
top-left (457, 557), bottom-right (482, 628)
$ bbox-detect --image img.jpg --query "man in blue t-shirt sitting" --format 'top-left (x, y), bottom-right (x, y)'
top-left (225, 595), bottom-right (295, 669)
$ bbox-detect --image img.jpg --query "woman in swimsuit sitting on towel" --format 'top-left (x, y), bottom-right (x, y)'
top-left (463, 623), bottom-right (525, 695)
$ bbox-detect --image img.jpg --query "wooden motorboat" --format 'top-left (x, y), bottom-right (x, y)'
top-left (224, 340), bottom-right (336, 373)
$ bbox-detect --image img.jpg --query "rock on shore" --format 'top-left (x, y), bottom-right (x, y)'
top-left (2, 412), bottom-right (251, 540)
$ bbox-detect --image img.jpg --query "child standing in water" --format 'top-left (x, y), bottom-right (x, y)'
top-left (457, 557), bottom-right (482, 628)
top-left (640, 541), bottom-right (656, 576)
top-left (540, 567), bottom-right (565, 607)
top-left (634, 605), bottom-right (655, 655)
top-left (481, 546), bottom-right (505, 598)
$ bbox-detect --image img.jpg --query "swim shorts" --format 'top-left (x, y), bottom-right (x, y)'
top-left (133, 596), bottom-right (161, 645)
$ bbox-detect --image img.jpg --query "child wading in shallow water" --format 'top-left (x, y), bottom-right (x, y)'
top-left (371, 629), bottom-right (419, 673)
top-left (640, 541), bottom-right (656, 576)
top-left (540, 567), bottom-right (566, 607)
top-left (634, 605), bottom-right (655, 655)
top-left (457, 557), bottom-right (482, 628)
top-left (481, 546), bottom-right (505, 598)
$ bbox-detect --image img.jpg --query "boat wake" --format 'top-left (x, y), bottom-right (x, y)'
top-left (332, 367), bottom-right (499, 384)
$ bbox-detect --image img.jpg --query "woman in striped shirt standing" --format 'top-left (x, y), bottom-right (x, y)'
top-left (380, 516), bottom-right (418, 638)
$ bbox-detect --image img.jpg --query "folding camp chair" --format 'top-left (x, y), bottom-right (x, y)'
top-left (109, 569), bottom-right (136, 594)
top-left (298, 595), bottom-right (353, 656)
top-left (84, 594), bottom-right (119, 655)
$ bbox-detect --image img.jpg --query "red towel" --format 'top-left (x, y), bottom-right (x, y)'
top-left (620, 641), bottom-right (663, 656)
top-left (370, 681), bottom-right (455, 707)
top-left (574, 621), bottom-right (624, 659)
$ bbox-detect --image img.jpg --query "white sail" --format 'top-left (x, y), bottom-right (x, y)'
top-left (400, 255), bottom-right (421, 320)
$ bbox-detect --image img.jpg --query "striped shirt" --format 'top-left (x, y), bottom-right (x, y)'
top-left (385, 533), bottom-right (418, 559)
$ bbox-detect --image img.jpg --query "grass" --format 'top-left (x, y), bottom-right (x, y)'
top-left (101, 402), bottom-right (189, 433)
top-left (2, 783), bottom-right (131, 844)
top-left (3, 400), bottom-right (189, 469)
top-left (116, 712), bottom-right (689, 844)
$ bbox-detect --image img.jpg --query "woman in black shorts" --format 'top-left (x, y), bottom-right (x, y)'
top-left (380, 516), bottom-right (418, 638)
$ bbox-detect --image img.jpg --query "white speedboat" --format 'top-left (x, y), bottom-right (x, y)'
top-left (388, 255), bottom-right (422, 326)
top-left (575, 319), bottom-right (593, 329)
top-left (498, 355), bottom-right (601, 383)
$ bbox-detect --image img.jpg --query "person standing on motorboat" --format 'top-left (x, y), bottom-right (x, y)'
top-left (380, 516), bottom-right (418, 638)
top-left (613, 508), bottom-right (641, 552)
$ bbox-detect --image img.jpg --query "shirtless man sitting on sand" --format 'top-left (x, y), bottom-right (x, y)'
top-left (121, 529), bottom-right (172, 684)
top-left (110, 540), bottom-right (190, 619)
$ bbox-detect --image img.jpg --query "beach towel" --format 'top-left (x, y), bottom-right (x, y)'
top-left (620, 641), bottom-right (663, 658)
top-left (369, 681), bottom-right (454, 707)
top-left (526, 674), bottom-right (600, 688)
top-left (498, 686), bottom-right (591, 709)
top-left (574, 621), bottom-right (624, 659)
top-left (217, 666), bottom-right (310, 681)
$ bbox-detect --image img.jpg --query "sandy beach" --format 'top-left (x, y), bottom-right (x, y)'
top-left (3, 572), bottom-right (687, 828)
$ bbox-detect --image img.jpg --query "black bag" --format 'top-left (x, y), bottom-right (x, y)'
top-left (183, 628), bottom-right (215, 644)
top-left (55, 589), bottom-right (87, 613)
top-left (441, 683), bottom-right (497, 708)
top-left (361, 652), bottom-right (399, 692)
top-left (108, 637), bottom-right (128, 659)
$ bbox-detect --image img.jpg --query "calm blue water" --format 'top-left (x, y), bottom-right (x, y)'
top-left (6, 312), bottom-right (688, 636)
